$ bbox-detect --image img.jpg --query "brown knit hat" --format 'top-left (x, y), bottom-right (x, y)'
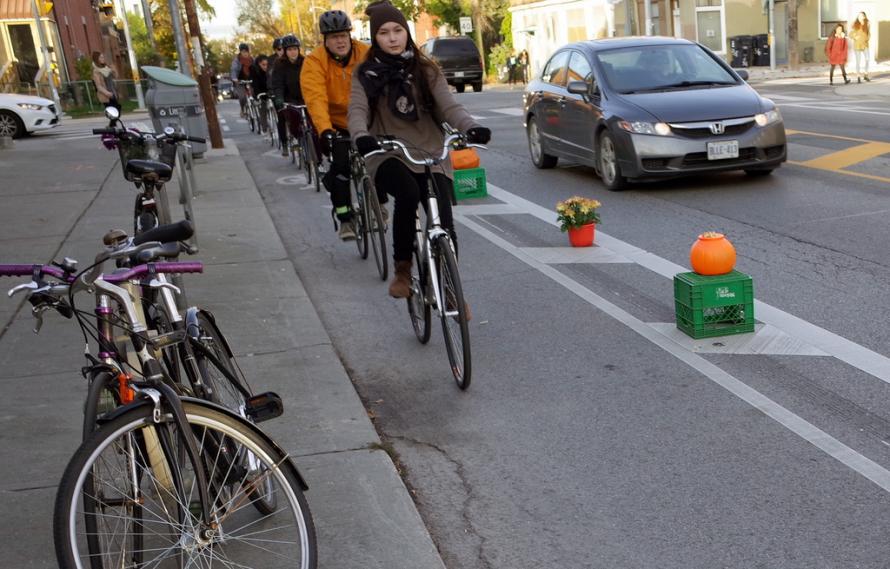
top-left (366, 1), bottom-right (410, 40)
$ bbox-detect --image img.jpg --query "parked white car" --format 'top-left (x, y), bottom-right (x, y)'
top-left (0, 93), bottom-right (60, 138)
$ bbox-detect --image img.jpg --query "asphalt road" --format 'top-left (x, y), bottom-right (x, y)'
top-left (180, 80), bottom-right (890, 568)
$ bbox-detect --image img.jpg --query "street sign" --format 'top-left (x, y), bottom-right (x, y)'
top-left (460, 17), bottom-right (472, 34)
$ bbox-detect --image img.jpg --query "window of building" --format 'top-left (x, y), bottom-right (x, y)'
top-left (567, 9), bottom-right (586, 42)
top-left (694, 0), bottom-right (725, 54)
top-left (819, 0), bottom-right (845, 38)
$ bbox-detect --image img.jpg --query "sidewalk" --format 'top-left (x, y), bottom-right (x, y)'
top-left (0, 137), bottom-right (446, 567)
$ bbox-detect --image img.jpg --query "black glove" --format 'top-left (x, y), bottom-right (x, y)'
top-left (320, 129), bottom-right (335, 156)
top-left (355, 135), bottom-right (380, 156)
top-left (273, 97), bottom-right (284, 110)
top-left (466, 127), bottom-right (491, 145)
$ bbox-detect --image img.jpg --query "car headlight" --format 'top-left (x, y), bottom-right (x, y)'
top-left (17, 103), bottom-right (43, 111)
top-left (755, 109), bottom-right (781, 126)
top-left (618, 121), bottom-right (671, 136)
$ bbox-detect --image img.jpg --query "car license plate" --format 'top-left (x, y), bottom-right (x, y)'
top-left (454, 71), bottom-right (464, 78)
top-left (707, 140), bottom-right (739, 160)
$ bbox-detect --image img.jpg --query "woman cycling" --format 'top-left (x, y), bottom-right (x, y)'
top-left (348, 1), bottom-right (490, 300)
top-left (272, 34), bottom-right (307, 157)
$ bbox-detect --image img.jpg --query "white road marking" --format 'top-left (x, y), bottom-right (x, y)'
top-left (222, 125), bottom-right (231, 132)
top-left (779, 103), bottom-right (890, 117)
top-left (647, 323), bottom-right (828, 356)
top-left (481, 182), bottom-right (890, 385)
top-left (490, 107), bottom-right (524, 117)
top-left (457, 213), bottom-right (890, 493)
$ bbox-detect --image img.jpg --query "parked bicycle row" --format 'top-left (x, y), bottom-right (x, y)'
top-left (1, 106), bottom-right (317, 568)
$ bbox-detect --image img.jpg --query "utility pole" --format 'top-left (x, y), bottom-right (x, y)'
top-left (624, 0), bottom-right (633, 36)
top-left (472, 0), bottom-right (485, 79)
top-left (140, 0), bottom-right (162, 64)
top-left (787, 0), bottom-right (798, 67)
top-left (30, 0), bottom-right (61, 110)
top-left (643, 0), bottom-right (652, 36)
top-left (180, 0), bottom-right (224, 149)
top-left (768, 0), bottom-right (776, 70)
top-left (115, 0), bottom-right (146, 109)
top-left (167, 0), bottom-right (192, 76)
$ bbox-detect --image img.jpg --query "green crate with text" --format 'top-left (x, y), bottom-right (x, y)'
top-left (674, 270), bottom-right (754, 339)
top-left (453, 167), bottom-right (487, 201)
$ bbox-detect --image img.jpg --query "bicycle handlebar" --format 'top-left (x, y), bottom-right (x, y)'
top-left (0, 261), bottom-right (204, 285)
top-left (132, 220), bottom-right (194, 246)
top-left (365, 133), bottom-right (486, 165)
top-left (93, 127), bottom-right (205, 145)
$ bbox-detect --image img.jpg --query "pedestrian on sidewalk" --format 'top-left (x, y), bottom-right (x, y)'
top-left (349, 0), bottom-right (490, 300)
top-left (850, 12), bottom-right (871, 83)
top-left (519, 49), bottom-right (530, 83)
top-left (91, 52), bottom-right (120, 113)
top-left (825, 24), bottom-right (851, 86)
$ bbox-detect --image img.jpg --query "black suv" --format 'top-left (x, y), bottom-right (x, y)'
top-left (420, 37), bottom-right (483, 93)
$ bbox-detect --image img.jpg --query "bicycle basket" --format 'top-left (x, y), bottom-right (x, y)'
top-left (117, 136), bottom-right (177, 182)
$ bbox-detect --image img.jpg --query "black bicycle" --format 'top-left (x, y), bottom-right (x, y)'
top-left (343, 133), bottom-right (388, 281)
top-left (284, 103), bottom-right (321, 192)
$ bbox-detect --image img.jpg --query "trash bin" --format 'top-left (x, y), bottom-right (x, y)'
top-left (753, 34), bottom-right (770, 66)
top-left (142, 65), bottom-right (208, 157)
top-left (729, 35), bottom-right (753, 68)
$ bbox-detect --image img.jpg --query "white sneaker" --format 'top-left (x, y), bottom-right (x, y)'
top-left (338, 221), bottom-right (356, 241)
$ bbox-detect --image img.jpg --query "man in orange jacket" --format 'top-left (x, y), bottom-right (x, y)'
top-left (301, 10), bottom-right (370, 241)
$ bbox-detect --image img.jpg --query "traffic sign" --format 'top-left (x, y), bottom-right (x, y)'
top-left (460, 17), bottom-right (472, 34)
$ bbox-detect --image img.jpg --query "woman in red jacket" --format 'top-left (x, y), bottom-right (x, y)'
top-left (825, 23), bottom-right (851, 85)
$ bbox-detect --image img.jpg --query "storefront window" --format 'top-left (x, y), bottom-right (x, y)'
top-left (695, 0), bottom-right (724, 54)
top-left (819, 0), bottom-right (845, 38)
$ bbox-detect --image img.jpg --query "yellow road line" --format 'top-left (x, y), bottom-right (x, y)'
top-left (785, 129), bottom-right (875, 144)
top-left (798, 141), bottom-right (890, 171)
top-left (787, 161), bottom-right (890, 184)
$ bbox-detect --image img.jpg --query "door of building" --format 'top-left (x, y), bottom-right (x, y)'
top-left (9, 24), bottom-right (39, 85)
top-left (774, 1), bottom-right (788, 65)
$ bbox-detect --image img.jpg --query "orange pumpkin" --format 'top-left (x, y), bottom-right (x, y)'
top-left (451, 148), bottom-right (480, 170)
top-left (690, 232), bottom-right (736, 275)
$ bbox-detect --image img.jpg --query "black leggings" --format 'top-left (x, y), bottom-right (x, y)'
top-left (830, 64), bottom-right (848, 81)
top-left (375, 158), bottom-right (456, 262)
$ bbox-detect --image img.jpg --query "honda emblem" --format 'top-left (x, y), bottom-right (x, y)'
top-left (710, 122), bottom-right (725, 135)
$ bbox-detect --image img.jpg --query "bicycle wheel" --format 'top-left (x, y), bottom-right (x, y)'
top-left (54, 402), bottom-right (317, 569)
top-left (305, 134), bottom-right (321, 192)
top-left (436, 236), bottom-right (471, 389)
top-left (363, 176), bottom-right (388, 280)
top-left (293, 137), bottom-right (305, 171)
top-left (268, 107), bottom-right (277, 147)
top-left (248, 104), bottom-right (256, 133)
top-left (407, 246), bottom-right (432, 344)
top-left (353, 185), bottom-right (369, 260)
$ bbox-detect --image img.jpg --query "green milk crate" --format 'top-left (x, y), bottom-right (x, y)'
top-left (453, 167), bottom-right (487, 201)
top-left (674, 270), bottom-right (755, 339)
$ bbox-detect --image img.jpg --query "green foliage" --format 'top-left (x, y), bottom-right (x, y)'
top-left (127, 13), bottom-right (163, 68)
top-left (556, 197), bottom-right (602, 231)
top-left (499, 10), bottom-right (512, 50)
top-left (204, 38), bottom-right (235, 78)
top-left (487, 42), bottom-right (512, 77)
top-left (75, 55), bottom-right (93, 81)
top-left (354, 0), bottom-right (422, 23)
top-left (425, 0), bottom-right (468, 31)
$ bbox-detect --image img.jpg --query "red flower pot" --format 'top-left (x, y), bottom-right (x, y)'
top-left (567, 223), bottom-right (596, 247)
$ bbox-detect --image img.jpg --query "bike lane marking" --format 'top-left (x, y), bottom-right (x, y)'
top-left (455, 208), bottom-right (890, 494)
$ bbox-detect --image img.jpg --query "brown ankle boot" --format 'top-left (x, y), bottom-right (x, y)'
top-left (389, 260), bottom-right (412, 298)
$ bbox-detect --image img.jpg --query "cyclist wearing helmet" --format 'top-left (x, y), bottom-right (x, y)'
top-left (301, 10), bottom-right (370, 241)
top-left (230, 42), bottom-right (254, 118)
top-left (270, 37), bottom-right (288, 148)
top-left (349, 1), bottom-right (490, 300)
top-left (272, 34), bottom-right (307, 157)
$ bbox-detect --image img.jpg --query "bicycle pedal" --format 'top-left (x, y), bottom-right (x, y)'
top-left (245, 391), bottom-right (283, 423)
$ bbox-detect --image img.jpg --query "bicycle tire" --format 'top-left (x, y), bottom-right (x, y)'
top-left (436, 236), bottom-right (471, 389)
top-left (407, 246), bottom-right (432, 344)
top-left (155, 186), bottom-right (173, 226)
top-left (293, 138), bottom-right (305, 171)
top-left (306, 135), bottom-right (321, 192)
top-left (54, 402), bottom-right (317, 569)
top-left (364, 176), bottom-right (388, 280)
top-left (353, 184), bottom-right (369, 260)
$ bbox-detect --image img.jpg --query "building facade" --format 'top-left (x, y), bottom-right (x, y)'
top-left (512, 0), bottom-right (887, 77)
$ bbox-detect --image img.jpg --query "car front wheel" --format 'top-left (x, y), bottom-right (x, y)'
top-left (0, 110), bottom-right (24, 139)
top-left (527, 118), bottom-right (557, 169)
top-left (598, 130), bottom-right (627, 191)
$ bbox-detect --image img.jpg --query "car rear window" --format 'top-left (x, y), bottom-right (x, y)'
top-left (596, 44), bottom-right (737, 94)
top-left (434, 40), bottom-right (479, 56)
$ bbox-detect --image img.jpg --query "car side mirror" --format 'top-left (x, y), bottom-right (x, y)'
top-left (567, 80), bottom-right (588, 95)
top-left (734, 69), bottom-right (749, 81)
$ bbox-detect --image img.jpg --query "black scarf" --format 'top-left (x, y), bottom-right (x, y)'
top-left (359, 50), bottom-right (419, 122)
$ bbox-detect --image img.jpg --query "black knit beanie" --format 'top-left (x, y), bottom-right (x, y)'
top-left (366, 1), bottom-right (410, 40)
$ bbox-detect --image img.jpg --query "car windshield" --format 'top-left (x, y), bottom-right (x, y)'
top-left (595, 44), bottom-right (738, 94)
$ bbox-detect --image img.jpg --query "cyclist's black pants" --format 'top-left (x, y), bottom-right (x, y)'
top-left (324, 132), bottom-right (353, 222)
top-left (276, 108), bottom-right (288, 147)
top-left (375, 158), bottom-right (456, 263)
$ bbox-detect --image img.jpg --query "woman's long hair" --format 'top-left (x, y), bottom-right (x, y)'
top-left (360, 35), bottom-right (439, 121)
top-left (853, 12), bottom-right (869, 34)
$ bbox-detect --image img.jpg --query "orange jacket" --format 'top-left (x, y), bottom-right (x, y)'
top-left (300, 40), bottom-right (370, 133)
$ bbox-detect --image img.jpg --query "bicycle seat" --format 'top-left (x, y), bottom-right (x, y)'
top-left (126, 159), bottom-right (173, 182)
